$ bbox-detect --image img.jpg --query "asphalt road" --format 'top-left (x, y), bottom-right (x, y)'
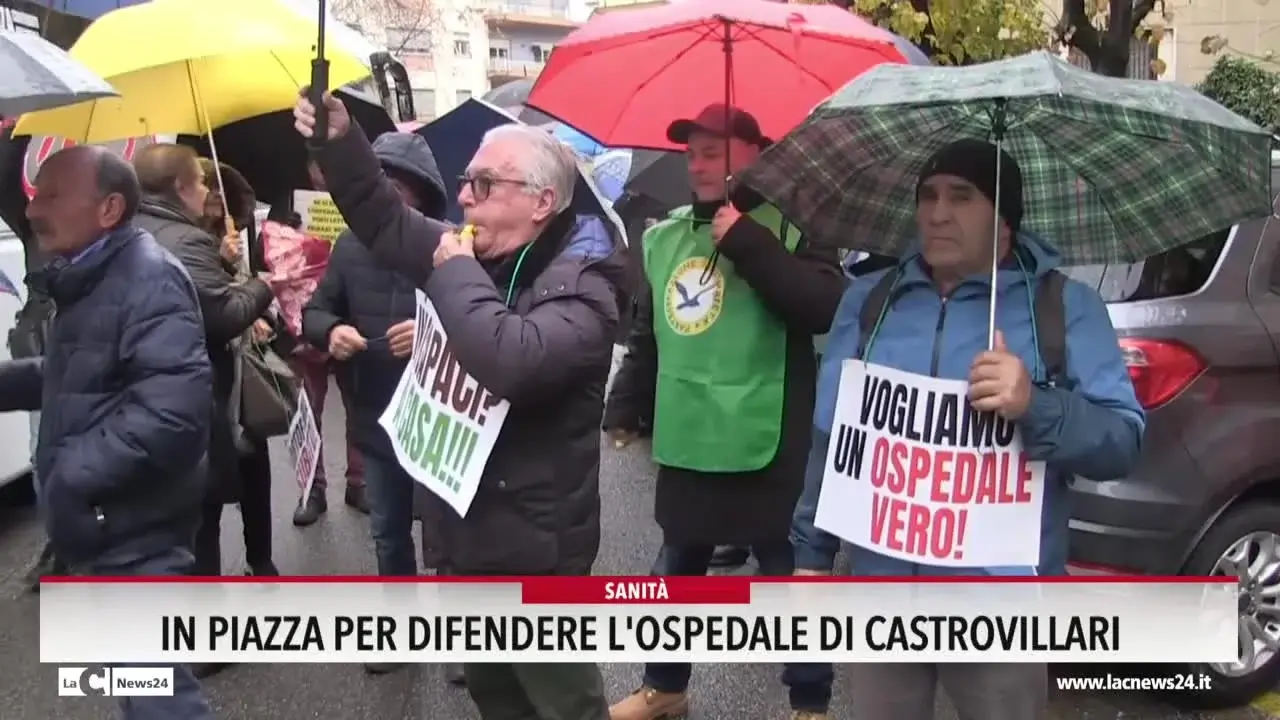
top-left (0, 375), bottom-right (1274, 719)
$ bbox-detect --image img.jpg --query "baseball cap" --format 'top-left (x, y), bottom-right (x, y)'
top-left (666, 104), bottom-right (772, 148)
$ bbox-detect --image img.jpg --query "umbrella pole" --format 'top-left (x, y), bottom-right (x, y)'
top-left (986, 98), bottom-right (1009, 352)
top-left (721, 16), bottom-right (732, 208)
top-left (309, 0), bottom-right (331, 149)
top-left (188, 61), bottom-right (244, 274)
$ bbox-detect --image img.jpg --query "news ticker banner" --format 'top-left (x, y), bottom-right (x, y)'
top-left (40, 578), bottom-right (1236, 665)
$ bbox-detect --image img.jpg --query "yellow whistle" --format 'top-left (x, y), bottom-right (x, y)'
top-left (459, 225), bottom-right (476, 242)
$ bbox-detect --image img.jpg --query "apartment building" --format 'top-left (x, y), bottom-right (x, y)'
top-left (337, 0), bottom-right (579, 122)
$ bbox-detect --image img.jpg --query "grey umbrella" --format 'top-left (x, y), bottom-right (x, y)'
top-left (481, 79), bottom-right (556, 126)
top-left (0, 30), bottom-right (117, 118)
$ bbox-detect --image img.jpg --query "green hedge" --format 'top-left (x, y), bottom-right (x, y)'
top-left (1197, 56), bottom-right (1280, 134)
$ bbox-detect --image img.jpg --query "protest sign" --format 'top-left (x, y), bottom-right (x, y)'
top-left (814, 362), bottom-right (1046, 568)
top-left (378, 290), bottom-right (510, 517)
top-left (286, 388), bottom-right (320, 500)
top-left (292, 190), bottom-right (347, 243)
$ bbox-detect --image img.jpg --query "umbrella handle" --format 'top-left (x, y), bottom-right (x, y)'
top-left (308, 59), bottom-right (331, 150)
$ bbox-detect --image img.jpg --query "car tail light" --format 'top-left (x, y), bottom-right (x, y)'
top-left (1118, 338), bottom-right (1207, 410)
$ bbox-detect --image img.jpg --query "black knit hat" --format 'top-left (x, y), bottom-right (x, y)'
top-left (917, 139), bottom-right (1024, 233)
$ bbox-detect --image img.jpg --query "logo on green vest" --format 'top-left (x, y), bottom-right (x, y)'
top-left (664, 256), bottom-right (723, 336)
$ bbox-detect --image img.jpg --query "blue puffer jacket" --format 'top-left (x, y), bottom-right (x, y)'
top-left (0, 226), bottom-right (212, 567)
top-left (792, 232), bottom-right (1145, 577)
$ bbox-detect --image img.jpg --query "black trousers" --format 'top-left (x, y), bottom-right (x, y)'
top-left (193, 446), bottom-right (273, 575)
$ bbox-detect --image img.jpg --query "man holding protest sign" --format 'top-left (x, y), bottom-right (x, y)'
top-left (296, 92), bottom-right (627, 720)
top-left (791, 139), bottom-right (1145, 719)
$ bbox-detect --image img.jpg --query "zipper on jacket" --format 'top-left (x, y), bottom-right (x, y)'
top-left (929, 296), bottom-right (949, 377)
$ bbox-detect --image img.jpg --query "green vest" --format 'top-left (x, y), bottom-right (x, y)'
top-left (643, 204), bottom-right (800, 472)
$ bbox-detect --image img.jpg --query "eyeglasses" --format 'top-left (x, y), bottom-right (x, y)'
top-left (458, 174), bottom-right (527, 202)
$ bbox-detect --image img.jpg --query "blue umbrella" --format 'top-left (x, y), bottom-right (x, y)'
top-left (42, 0), bottom-right (149, 19)
top-left (413, 98), bottom-right (624, 237)
top-left (551, 123), bottom-right (606, 159)
top-left (590, 149), bottom-right (632, 204)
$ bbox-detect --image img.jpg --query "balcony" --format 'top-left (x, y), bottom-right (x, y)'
top-left (487, 58), bottom-right (547, 82)
top-left (485, 1), bottom-right (578, 29)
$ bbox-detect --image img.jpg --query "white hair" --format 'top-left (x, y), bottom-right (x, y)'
top-left (479, 124), bottom-right (577, 213)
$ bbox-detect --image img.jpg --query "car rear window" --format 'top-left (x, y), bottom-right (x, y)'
top-left (1061, 228), bottom-right (1231, 302)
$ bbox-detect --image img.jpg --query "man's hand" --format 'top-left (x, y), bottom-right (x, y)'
top-left (968, 330), bottom-right (1032, 419)
top-left (793, 569), bottom-right (830, 576)
top-left (710, 205), bottom-right (743, 246)
top-left (607, 427), bottom-right (639, 449)
top-left (294, 91), bottom-right (350, 141)
top-left (220, 232), bottom-right (242, 264)
top-left (386, 319), bottom-right (415, 359)
top-left (433, 230), bottom-right (475, 268)
top-left (251, 318), bottom-right (274, 343)
top-left (328, 324), bottom-right (367, 361)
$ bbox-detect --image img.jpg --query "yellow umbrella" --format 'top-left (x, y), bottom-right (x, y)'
top-left (12, 0), bottom-right (371, 143)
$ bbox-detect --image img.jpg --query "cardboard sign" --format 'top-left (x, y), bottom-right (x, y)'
top-left (379, 290), bottom-right (510, 517)
top-left (814, 361), bottom-right (1047, 568)
top-left (292, 190), bottom-right (347, 243)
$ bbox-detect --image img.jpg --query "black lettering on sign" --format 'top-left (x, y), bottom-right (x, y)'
top-left (829, 424), bottom-right (867, 479)
top-left (858, 372), bottom-right (1015, 450)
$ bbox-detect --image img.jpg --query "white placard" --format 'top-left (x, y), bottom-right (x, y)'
top-left (379, 290), bottom-right (510, 517)
top-left (815, 361), bottom-right (1047, 568)
top-left (286, 388), bottom-right (320, 500)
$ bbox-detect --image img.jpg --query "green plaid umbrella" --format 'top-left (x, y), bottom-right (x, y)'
top-left (740, 51), bottom-right (1273, 264)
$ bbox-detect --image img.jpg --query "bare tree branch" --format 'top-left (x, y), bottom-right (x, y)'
top-left (331, 0), bottom-right (442, 56)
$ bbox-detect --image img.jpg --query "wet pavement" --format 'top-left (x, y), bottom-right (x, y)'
top-left (0, 377), bottom-right (1275, 719)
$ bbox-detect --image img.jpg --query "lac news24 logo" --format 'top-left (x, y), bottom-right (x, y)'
top-left (58, 666), bottom-right (174, 697)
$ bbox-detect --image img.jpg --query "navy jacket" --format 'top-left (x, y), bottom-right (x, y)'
top-left (302, 132), bottom-right (446, 463)
top-left (0, 226), bottom-right (212, 567)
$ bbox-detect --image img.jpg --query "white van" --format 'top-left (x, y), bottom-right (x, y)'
top-left (0, 222), bottom-right (31, 487)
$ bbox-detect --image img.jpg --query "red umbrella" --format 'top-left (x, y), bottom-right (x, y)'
top-left (526, 0), bottom-right (912, 151)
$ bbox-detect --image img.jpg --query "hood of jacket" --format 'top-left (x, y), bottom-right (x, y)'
top-left (372, 132), bottom-right (448, 221)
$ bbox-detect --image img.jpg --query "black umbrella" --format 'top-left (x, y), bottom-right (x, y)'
top-left (0, 127), bottom-right (32, 240)
top-left (179, 89), bottom-right (394, 209)
top-left (624, 149), bottom-right (688, 211)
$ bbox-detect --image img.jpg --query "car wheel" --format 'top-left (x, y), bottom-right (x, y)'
top-left (1173, 501), bottom-right (1280, 709)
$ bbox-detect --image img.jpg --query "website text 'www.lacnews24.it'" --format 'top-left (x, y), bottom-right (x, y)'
top-left (1055, 672), bottom-right (1213, 693)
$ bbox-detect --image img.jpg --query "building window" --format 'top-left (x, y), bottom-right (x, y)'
top-left (387, 27), bottom-right (431, 54)
top-left (412, 89), bottom-right (436, 121)
top-left (530, 44), bottom-right (548, 62)
top-left (490, 46), bottom-right (509, 59)
top-left (457, 90), bottom-right (473, 105)
top-left (454, 34), bottom-right (472, 58)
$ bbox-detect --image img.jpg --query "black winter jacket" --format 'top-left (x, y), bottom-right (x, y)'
top-left (134, 197), bottom-right (274, 494)
top-left (0, 226), bottom-right (212, 567)
top-left (313, 123), bottom-right (630, 576)
top-left (302, 133), bottom-right (446, 463)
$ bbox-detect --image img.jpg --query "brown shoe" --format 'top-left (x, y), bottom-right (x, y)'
top-left (792, 713), bottom-right (828, 720)
top-left (609, 687), bottom-right (688, 720)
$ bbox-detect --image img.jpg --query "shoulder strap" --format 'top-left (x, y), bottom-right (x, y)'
top-left (1035, 270), bottom-right (1068, 386)
top-left (856, 270), bottom-right (899, 358)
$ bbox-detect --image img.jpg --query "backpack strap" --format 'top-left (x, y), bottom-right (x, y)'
top-left (856, 270), bottom-right (899, 359)
top-left (1035, 270), bottom-right (1069, 386)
